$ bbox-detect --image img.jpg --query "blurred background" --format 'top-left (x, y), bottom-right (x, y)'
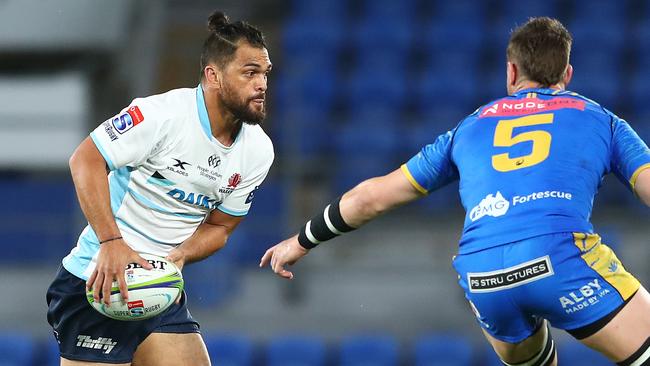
top-left (0, 0), bottom-right (649, 365)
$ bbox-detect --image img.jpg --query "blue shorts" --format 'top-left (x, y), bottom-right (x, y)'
top-left (46, 266), bottom-right (200, 363)
top-left (452, 232), bottom-right (640, 343)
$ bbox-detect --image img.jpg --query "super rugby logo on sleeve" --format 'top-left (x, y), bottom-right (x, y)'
top-left (112, 106), bottom-right (145, 134)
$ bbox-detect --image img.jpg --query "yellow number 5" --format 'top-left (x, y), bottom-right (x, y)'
top-left (492, 113), bottom-right (553, 172)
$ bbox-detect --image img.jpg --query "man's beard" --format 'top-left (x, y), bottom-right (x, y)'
top-left (219, 83), bottom-right (266, 125)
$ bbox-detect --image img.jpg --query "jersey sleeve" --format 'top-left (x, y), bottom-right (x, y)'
top-left (610, 117), bottom-right (650, 191)
top-left (217, 141), bottom-right (275, 217)
top-left (89, 98), bottom-right (168, 171)
top-left (401, 129), bottom-right (459, 194)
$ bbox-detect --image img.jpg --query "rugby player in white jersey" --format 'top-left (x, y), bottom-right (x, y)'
top-left (46, 11), bottom-right (273, 366)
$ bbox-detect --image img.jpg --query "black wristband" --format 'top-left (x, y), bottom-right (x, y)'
top-left (99, 236), bottom-right (123, 244)
top-left (297, 197), bottom-right (356, 250)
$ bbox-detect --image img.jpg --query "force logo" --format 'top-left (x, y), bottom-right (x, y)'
top-left (558, 279), bottom-right (611, 314)
top-left (76, 335), bottom-right (117, 354)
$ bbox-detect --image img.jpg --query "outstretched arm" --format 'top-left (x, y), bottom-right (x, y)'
top-left (259, 167), bottom-right (424, 279)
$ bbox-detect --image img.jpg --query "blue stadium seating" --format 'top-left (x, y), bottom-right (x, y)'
top-left (266, 335), bottom-right (327, 366)
top-left (351, 18), bottom-right (415, 55)
top-left (413, 333), bottom-right (474, 366)
top-left (358, 0), bottom-right (418, 20)
top-left (0, 333), bottom-right (36, 366)
top-left (288, 0), bottom-right (349, 21)
top-left (204, 333), bottom-right (254, 366)
top-left (282, 18), bottom-right (344, 57)
top-left (500, 0), bottom-right (559, 20)
top-left (432, 0), bottom-right (485, 25)
top-left (339, 334), bottom-right (399, 366)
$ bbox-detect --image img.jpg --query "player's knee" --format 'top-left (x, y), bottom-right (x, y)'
top-left (617, 337), bottom-right (650, 366)
top-left (499, 329), bottom-right (556, 366)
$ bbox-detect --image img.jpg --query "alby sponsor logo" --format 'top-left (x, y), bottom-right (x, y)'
top-left (469, 190), bottom-right (573, 222)
top-left (558, 279), bottom-right (611, 314)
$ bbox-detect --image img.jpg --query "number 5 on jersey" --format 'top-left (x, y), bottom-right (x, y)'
top-left (492, 113), bottom-right (554, 172)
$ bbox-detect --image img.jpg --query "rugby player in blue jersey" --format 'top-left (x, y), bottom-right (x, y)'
top-left (261, 17), bottom-right (650, 366)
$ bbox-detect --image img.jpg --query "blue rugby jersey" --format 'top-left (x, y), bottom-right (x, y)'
top-left (402, 88), bottom-right (650, 254)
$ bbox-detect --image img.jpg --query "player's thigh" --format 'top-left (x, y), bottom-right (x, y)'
top-left (483, 323), bottom-right (557, 365)
top-left (132, 332), bottom-right (210, 366)
top-left (61, 358), bottom-right (130, 366)
top-left (579, 285), bottom-right (650, 362)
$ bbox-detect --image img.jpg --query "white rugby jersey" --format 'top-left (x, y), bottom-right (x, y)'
top-left (63, 86), bottom-right (274, 279)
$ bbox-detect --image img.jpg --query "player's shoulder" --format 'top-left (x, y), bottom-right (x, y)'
top-left (133, 87), bottom-right (195, 111)
top-left (241, 124), bottom-right (274, 167)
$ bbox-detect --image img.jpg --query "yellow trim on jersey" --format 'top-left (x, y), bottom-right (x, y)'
top-left (630, 163), bottom-right (650, 191)
top-left (551, 89), bottom-right (562, 95)
top-left (572, 233), bottom-right (640, 300)
top-left (531, 92), bottom-right (537, 98)
top-left (400, 164), bottom-right (428, 195)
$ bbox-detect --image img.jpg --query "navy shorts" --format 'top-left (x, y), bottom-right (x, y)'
top-left (453, 232), bottom-right (640, 343)
top-left (46, 266), bottom-right (200, 363)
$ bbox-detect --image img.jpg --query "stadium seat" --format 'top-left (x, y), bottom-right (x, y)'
top-left (351, 17), bottom-right (414, 55)
top-left (432, 0), bottom-right (485, 25)
top-left (332, 156), bottom-right (398, 193)
top-left (0, 332), bottom-right (35, 366)
top-left (266, 335), bottom-right (327, 366)
top-left (204, 333), bottom-right (254, 366)
top-left (343, 71), bottom-right (408, 112)
top-left (282, 18), bottom-right (344, 57)
top-left (558, 340), bottom-right (611, 365)
top-left (183, 248), bottom-right (239, 307)
top-left (420, 20), bottom-right (484, 54)
top-left (415, 68), bottom-right (479, 115)
top-left (413, 333), bottom-right (474, 366)
top-left (500, 0), bottom-right (559, 20)
top-left (339, 334), bottom-right (399, 366)
top-left (358, 0), bottom-right (418, 20)
top-left (569, 0), bottom-right (628, 23)
top-left (44, 338), bottom-right (61, 366)
top-left (275, 69), bottom-right (338, 115)
top-left (288, 0), bottom-right (349, 21)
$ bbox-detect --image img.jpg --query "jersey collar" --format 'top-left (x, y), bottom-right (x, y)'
top-left (195, 85), bottom-right (243, 149)
top-left (196, 85), bottom-right (212, 139)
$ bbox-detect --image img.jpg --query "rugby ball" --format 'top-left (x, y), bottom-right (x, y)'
top-left (86, 254), bottom-right (183, 321)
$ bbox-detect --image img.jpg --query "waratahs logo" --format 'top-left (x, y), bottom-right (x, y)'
top-left (228, 173), bottom-right (242, 188)
top-left (469, 191), bottom-right (510, 222)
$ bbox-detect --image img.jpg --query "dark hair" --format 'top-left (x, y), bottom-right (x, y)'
top-left (506, 17), bottom-right (572, 87)
top-left (200, 11), bottom-right (267, 74)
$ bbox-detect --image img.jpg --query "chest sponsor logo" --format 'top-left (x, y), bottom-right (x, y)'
top-left (197, 165), bottom-right (222, 181)
top-left (208, 154), bottom-right (221, 168)
top-left (167, 158), bottom-right (191, 176)
top-left (167, 188), bottom-right (220, 209)
top-left (76, 335), bottom-right (117, 354)
top-left (479, 97), bottom-right (586, 118)
top-left (468, 256), bottom-right (554, 293)
top-left (469, 191), bottom-right (509, 222)
top-left (469, 190), bottom-right (573, 222)
top-left (558, 279), bottom-right (611, 314)
top-left (112, 105), bottom-right (144, 133)
top-left (219, 173), bottom-right (243, 194)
